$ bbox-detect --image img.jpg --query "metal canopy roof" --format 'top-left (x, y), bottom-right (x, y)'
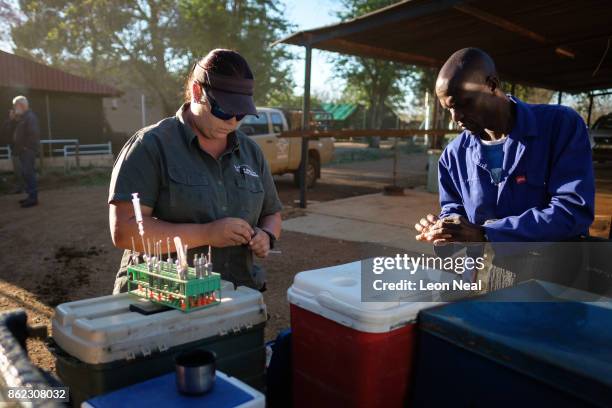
top-left (0, 50), bottom-right (121, 96)
top-left (322, 103), bottom-right (359, 121)
top-left (277, 0), bottom-right (612, 93)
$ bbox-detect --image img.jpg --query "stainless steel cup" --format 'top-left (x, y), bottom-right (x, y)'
top-left (175, 349), bottom-right (216, 395)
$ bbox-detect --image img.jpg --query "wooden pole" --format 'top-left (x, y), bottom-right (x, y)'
top-left (392, 136), bottom-right (399, 186)
top-left (45, 94), bottom-right (52, 140)
top-left (431, 90), bottom-right (441, 149)
top-left (299, 44), bottom-right (312, 209)
top-left (587, 93), bottom-right (594, 127)
top-left (75, 142), bottom-right (80, 170)
top-left (141, 94), bottom-right (146, 128)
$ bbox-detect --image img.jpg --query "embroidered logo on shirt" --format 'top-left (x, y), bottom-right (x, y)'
top-left (234, 164), bottom-right (259, 178)
top-left (515, 175), bottom-right (527, 184)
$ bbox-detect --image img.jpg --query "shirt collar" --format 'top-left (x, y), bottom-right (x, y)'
top-left (507, 95), bottom-right (538, 139)
top-left (176, 102), bottom-right (241, 154)
top-left (176, 103), bottom-right (197, 147)
top-left (463, 95), bottom-right (538, 149)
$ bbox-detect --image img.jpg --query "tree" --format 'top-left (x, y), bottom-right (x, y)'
top-left (0, 0), bottom-right (22, 45)
top-left (11, 0), bottom-right (185, 115)
top-left (178, 0), bottom-right (296, 107)
top-left (566, 91), bottom-right (612, 126)
top-left (266, 90), bottom-right (327, 111)
top-left (9, 0), bottom-right (296, 115)
top-left (333, 0), bottom-right (420, 147)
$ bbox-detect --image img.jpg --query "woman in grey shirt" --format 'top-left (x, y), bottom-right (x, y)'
top-left (108, 49), bottom-right (282, 293)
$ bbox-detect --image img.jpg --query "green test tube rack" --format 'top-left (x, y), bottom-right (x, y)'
top-left (127, 263), bottom-right (221, 312)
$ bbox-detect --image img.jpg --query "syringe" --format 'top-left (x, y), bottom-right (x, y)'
top-left (174, 236), bottom-right (188, 280)
top-left (131, 193), bottom-right (147, 258)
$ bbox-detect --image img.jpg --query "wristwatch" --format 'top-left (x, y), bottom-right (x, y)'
top-left (260, 228), bottom-right (277, 249)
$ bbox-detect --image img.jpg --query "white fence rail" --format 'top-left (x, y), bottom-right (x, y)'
top-left (64, 141), bottom-right (112, 157)
top-left (0, 145), bottom-right (11, 160)
top-left (40, 139), bottom-right (79, 157)
top-left (1, 140), bottom-right (113, 172)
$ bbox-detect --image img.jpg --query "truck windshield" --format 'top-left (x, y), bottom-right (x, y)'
top-left (271, 113), bottom-right (283, 133)
top-left (240, 113), bottom-right (269, 136)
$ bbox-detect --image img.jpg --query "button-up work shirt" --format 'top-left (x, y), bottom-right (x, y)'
top-left (109, 103), bottom-right (282, 291)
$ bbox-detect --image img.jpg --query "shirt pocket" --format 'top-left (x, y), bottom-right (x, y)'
top-left (168, 166), bottom-right (214, 221)
top-left (234, 174), bottom-right (264, 220)
top-left (512, 172), bottom-right (549, 211)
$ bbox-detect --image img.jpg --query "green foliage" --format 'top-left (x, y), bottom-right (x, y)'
top-left (0, 0), bottom-right (21, 44)
top-left (9, 0), bottom-right (295, 115)
top-left (570, 91), bottom-right (612, 124)
top-left (177, 0), bottom-right (296, 107)
top-left (266, 91), bottom-right (327, 110)
top-left (499, 81), bottom-right (612, 125)
top-left (333, 0), bottom-right (427, 132)
top-left (12, 0), bottom-right (184, 115)
top-left (499, 81), bottom-right (554, 104)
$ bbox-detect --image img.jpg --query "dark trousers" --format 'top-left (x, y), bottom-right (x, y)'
top-left (19, 149), bottom-right (37, 200)
top-left (11, 155), bottom-right (24, 191)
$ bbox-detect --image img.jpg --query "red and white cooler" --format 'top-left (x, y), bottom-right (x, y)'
top-left (288, 260), bottom-right (458, 408)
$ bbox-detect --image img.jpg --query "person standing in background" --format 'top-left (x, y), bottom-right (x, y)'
top-left (0, 96), bottom-right (40, 207)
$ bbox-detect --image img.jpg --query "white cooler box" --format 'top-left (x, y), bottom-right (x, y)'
top-left (51, 280), bottom-right (267, 406)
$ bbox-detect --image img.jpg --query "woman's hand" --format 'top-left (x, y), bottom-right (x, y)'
top-left (249, 227), bottom-right (270, 258)
top-left (207, 217), bottom-right (254, 247)
top-left (110, 201), bottom-right (256, 251)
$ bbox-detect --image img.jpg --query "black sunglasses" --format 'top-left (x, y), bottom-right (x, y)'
top-left (199, 84), bottom-right (246, 121)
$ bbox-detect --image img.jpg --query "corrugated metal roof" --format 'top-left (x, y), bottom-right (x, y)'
top-left (277, 0), bottom-right (612, 93)
top-left (322, 103), bottom-right (359, 121)
top-left (0, 50), bottom-right (121, 96)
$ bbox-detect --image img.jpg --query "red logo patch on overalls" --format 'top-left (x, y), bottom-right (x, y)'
top-left (515, 175), bottom-right (527, 184)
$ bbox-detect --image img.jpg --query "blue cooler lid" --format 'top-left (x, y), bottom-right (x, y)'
top-left (419, 280), bottom-right (612, 407)
top-left (83, 371), bottom-right (262, 408)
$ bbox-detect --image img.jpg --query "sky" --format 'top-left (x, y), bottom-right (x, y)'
top-left (0, 0), bottom-right (345, 100)
top-left (282, 0), bottom-right (346, 99)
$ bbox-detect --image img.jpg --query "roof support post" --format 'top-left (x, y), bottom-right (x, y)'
top-left (41, 93), bottom-right (53, 174)
top-left (299, 44), bottom-right (312, 209)
top-left (587, 92), bottom-right (594, 127)
top-left (557, 91), bottom-right (563, 105)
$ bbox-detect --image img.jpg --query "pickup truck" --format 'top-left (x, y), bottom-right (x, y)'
top-left (237, 107), bottom-right (334, 188)
top-left (591, 113), bottom-right (612, 147)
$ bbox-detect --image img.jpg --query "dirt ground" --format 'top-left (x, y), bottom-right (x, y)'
top-left (2, 157), bottom-right (612, 378)
top-left (0, 170), bottom-right (398, 376)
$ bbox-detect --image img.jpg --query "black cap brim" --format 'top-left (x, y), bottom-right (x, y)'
top-left (207, 88), bottom-right (258, 116)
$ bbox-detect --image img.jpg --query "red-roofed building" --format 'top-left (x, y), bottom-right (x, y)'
top-left (0, 50), bottom-right (121, 145)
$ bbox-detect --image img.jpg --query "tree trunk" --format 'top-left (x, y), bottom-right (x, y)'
top-left (368, 102), bottom-right (380, 148)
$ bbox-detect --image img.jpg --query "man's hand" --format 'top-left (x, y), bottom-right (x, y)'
top-left (8, 110), bottom-right (15, 121)
top-left (415, 214), bottom-right (440, 241)
top-left (249, 227), bottom-right (270, 258)
top-left (207, 218), bottom-right (255, 247)
top-left (423, 215), bottom-right (485, 245)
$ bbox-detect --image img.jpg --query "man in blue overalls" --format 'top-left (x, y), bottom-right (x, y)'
top-left (414, 48), bottom-right (594, 286)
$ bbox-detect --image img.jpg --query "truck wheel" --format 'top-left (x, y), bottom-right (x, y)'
top-left (294, 153), bottom-right (319, 189)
